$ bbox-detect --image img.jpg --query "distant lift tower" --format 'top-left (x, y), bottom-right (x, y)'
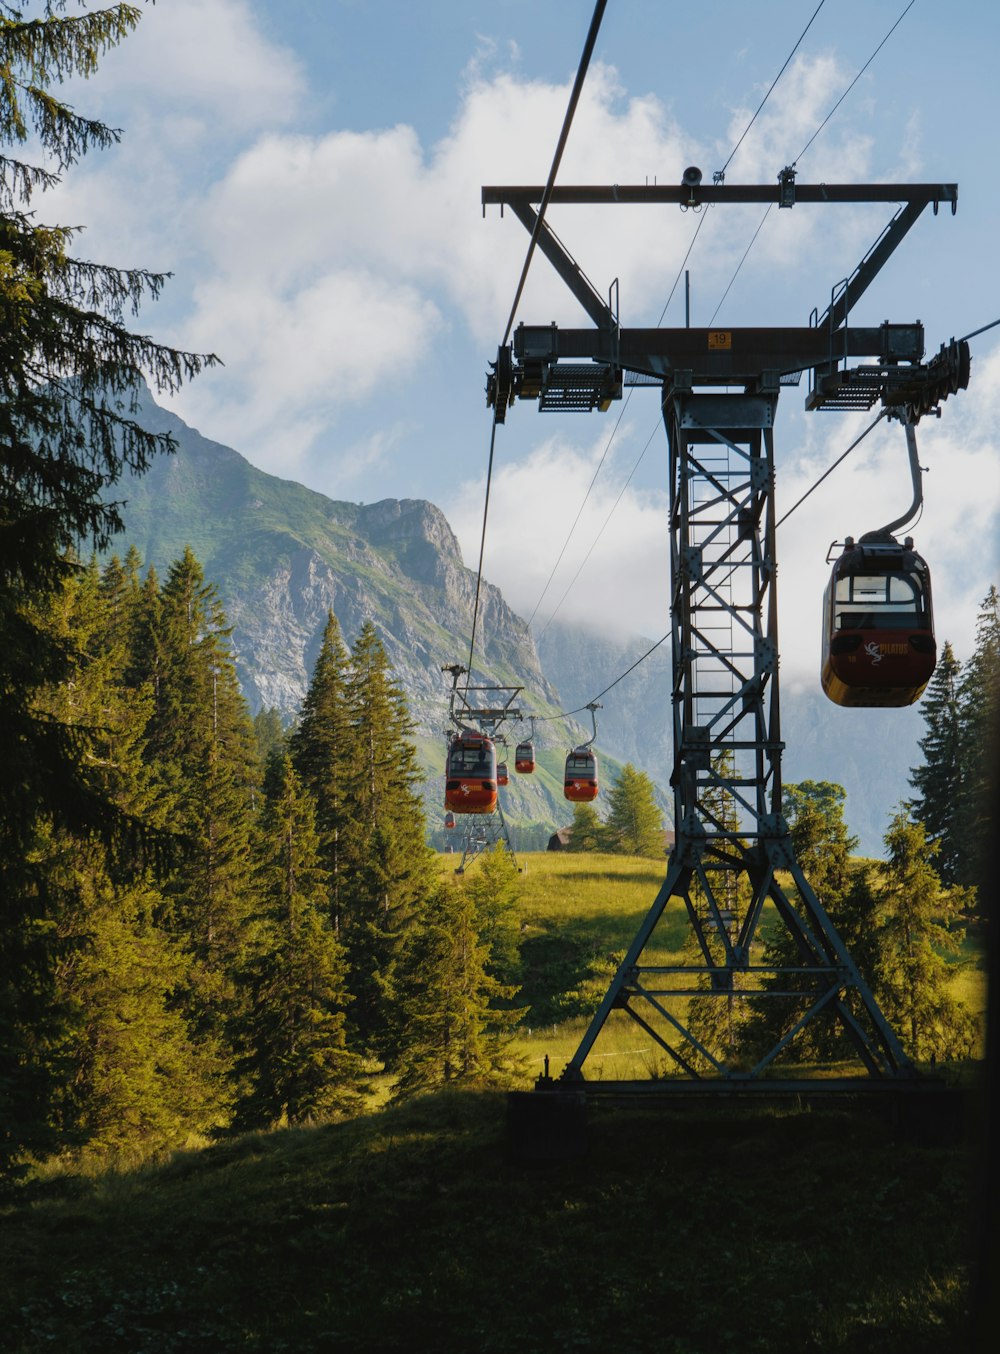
top-left (485, 173), bottom-right (970, 1091)
top-left (443, 664), bottom-right (522, 873)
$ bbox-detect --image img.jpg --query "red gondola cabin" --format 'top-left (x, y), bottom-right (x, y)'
top-left (444, 811), bottom-right (456, 830)
top-left (821, 533), bottom-right (936, 708)
top-left (444, 733), bottom-right (497, 814)
top-left (564, 746), bottom-right (599, 802)
top-left (497, 761), bottom-right (509, 786)
top-left (514, 740), bottom-right (536, 773)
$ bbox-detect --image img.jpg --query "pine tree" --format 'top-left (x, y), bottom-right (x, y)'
top-left (956, 587), bottom-right (1000, 897)
top-left (784, 780), bottom-right (858, 902)
top-left (231, 755), bottom-right (363, 1128)
top-left (253, 708), bottom-right (286, 769)
top-left (0, 2), bottom-right (215, 876)
top-left (392, 880), bottom-right (522, 1098)
top-left (870, 810), bottom-right (978, 1061)
top-left (603, 763), bottom-right (664, 857)
top-left (742, 781), bottom-right (865, 1064)
top-left (53, 871), bottom-right (230, 1157)
top-left (683, 750), bottom-right (754, 1066)
top-left (290, 612), bottom-right (354, 931)
top-left (139, 551), bottom-right (260, 1041)
top-left (462, 843), bottom-right (522, 986)
top-left (339, 621), bottom-right (433, 1055)
top-left (567, 801), bottom-right (604, 851)
top-left (909, 642), bottom-right (964, 881)
top-left (18, 561), bottom-right (227, 1163)
top-left (0, 5), bottom-right (214, 1178)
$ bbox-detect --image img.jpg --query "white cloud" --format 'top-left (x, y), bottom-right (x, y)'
top-left (35, 0), bottom-right (305, 272)
top-left (47, 35), bottom-right (917, 480)
top-left (176, 267), bottom-right (443, 473)
top-left (30, 8), bottom-right (992, 661)
top-left (445, 419), bottom-right (672, 642)
top-left (156, 53), bottom-right (876, 464)
top-left (85, 0), bottom-right (304, 134)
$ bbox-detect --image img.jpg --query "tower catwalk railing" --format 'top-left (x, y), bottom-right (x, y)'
top-left (561, 384), bottom-right (911, 1083)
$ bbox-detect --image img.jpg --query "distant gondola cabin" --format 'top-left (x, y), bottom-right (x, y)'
top-left (444, 733), bottom-right (497, 814)
top-left (497, 761), bottom-right (509, 786)
top-left (822, 534), bottom-right (936, 708)
top-left (564, 746), bottom-right (599, 802)
top-left (444, 811), bottom-right (456, 830)
top-left (514, 741), bottom-right (536, 774)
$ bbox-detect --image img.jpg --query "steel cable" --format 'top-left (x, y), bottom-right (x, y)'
top-left (465, 0), bottom-right (608, 685)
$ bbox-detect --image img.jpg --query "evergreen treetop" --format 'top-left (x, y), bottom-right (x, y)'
top-left (872, 809), bottom-right (977, 1060)
top-left (603, 762), bottom-right (664, 857)
top-left (567, 801), bottom-right (604, 852)
top-left (908, 641), bottom-right (963, 882)
top-left (908, 586), bottom-right (999, 901)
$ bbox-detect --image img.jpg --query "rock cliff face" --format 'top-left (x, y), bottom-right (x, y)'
top-left (113, 388), bottom-right (559, 739)
top-left (110, 388), bottom-right (578, 836)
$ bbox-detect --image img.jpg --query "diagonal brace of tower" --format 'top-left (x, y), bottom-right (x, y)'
top-left (481, 176), bottom-right (964, 1085)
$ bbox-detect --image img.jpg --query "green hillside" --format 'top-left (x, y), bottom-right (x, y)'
top-left (1, 1089), bottom-right (980, 1352)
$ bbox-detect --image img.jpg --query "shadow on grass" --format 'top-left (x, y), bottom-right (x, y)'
top-left (1, 1089), bottom-right (977, 1354)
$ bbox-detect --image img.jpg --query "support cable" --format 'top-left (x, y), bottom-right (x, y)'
top-left (538, 405), bottom-right (889, 726)
top-left (509, 1), bottom-right (917, 718)
top-left (522, 210), bottom-right (709, 633)
top-left (499, 0), bottom-right (607, 348)
top-left (715, 0), bottom-right (827, 181)
top-left (466, 0), bottom-right (608, 682)
top-left (775, 408), bottom-right (887, 528)
top-left (708, 204), bottom-right (773, 326)
top-left (464, 416), bottom-right (499, 678)
top-left (521, 399), bottom-right (633, 633)
top-left (522, 2), bottom-right (822, 634)
top-left (959, 316), bottom-right (1000, 344)
top-left (793, 0), bottom-right (916, 166)
top-left (535, 629), bottom-right (671, 723)
top-left (535, 414), bottom-right (661, 642)
top-left (709, 0), bottom-right (917, 323)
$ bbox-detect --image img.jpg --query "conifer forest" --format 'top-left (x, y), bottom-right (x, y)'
top-left (0, 2), bottom-right (996, 1200)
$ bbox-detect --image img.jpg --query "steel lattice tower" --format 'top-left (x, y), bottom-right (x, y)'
top-left (484, 175), bottom-right (969, 1090)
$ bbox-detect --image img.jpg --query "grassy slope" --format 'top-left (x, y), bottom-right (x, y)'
top-left (1, 853), bottom-right (987, 1353)
top-left (0, 1092), bottom-right (979, 1353)
top-left (505, 852), bottom-right (988, 1079)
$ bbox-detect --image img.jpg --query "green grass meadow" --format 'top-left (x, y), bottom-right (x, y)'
top-left (1, 849), bottom-right (989, 1352)
top-left (492, 851), bottom-right (989, 1080)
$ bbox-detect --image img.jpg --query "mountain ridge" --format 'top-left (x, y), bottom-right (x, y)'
top-left (108, 387), bottom-right (580, 839)
top-left (110, 387), bottom-right (925, 854)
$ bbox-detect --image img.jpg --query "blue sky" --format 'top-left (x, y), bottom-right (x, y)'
top-left (44, 0), bottom-right (1000, 681)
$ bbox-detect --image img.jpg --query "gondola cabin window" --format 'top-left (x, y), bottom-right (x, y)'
top-left (832, 570), bottom-right (925, 630)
